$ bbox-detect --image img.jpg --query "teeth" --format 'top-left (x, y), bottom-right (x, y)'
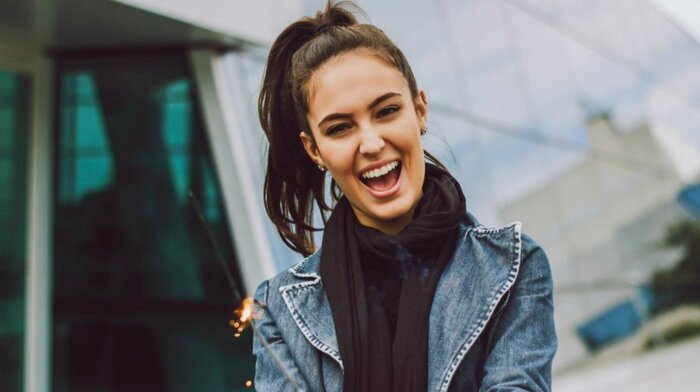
top-left (361, 161), bottom-right (399, 179)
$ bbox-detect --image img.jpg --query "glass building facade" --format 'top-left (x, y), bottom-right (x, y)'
top-left (51, 52), bottom-right (253, 391)
top-left (3, 0), bottom-right (700, 390)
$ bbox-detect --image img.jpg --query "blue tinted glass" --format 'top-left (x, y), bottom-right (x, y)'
top-left (53, 54), bottom-right (254, 391)
top-left (679, 184), bottom-right (700, 216)
top-left (0, 67), bottom-right (30, 392)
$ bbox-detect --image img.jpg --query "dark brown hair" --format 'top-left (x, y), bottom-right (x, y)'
top-left (259, 1), bottom-right (444, 256)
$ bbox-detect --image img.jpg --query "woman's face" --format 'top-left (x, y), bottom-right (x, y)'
top-left (301, 49), bottom-right (427, 235)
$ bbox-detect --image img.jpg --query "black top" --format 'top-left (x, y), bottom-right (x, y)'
top-left (362, 255), bottom-right (404, 338)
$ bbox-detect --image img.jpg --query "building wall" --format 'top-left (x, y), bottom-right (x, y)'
top-left (499, 115), bottom-right (693, 369)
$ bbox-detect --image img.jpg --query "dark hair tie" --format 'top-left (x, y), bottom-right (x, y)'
top-left (315, 23), bottom-right (335, 35)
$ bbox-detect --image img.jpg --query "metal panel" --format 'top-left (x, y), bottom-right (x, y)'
top-left (24, 56), bottom-right (53, 392)
top-left (189, 49), bottom-right (277, 294)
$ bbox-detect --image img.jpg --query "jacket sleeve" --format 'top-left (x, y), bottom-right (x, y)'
top-left (480, 234), bottom-right (558, 392)
top-left (252, 280), bottom-right (311, 392)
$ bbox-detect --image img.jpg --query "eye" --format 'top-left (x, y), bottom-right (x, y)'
top-left (377, 105), bottom-right (400, 118)
top-left (326, 123), bottom-right (351, 135)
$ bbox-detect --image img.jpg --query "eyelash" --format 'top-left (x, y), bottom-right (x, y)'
top-left (326, 105), bottom-right (401, 135)
top-left (377, 105), bottom-right (400, 118)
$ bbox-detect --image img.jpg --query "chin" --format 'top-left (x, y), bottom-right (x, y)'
top-left (354, 191), bottom-right (421, 234)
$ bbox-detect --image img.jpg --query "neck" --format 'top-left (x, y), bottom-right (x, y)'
top-left (352, 198), bottom-right (421, 235)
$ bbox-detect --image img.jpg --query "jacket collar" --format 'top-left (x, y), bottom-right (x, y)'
top-left (279, 249), bottom-right (344, 368)
top-left (279, 215), bottom-right (522, 391)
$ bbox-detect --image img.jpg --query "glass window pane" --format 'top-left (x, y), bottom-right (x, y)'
top-left (0, 67), bottom-right (30, 392)
top-left (53, 53), bottom-right (254, 391)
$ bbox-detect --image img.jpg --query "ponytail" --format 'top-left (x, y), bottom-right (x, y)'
top-left (259, 18), bottom-right (324, 256)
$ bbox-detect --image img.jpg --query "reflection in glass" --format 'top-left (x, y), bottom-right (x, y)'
top-left (53, 53), bottom-right (253, 391)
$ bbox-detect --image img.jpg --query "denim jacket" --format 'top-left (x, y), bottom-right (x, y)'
top-left (252, 214), bottom-right (557, 391)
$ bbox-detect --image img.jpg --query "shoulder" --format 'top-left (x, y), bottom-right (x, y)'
top-left (253, 248), bottom-right (322, 305)
top-left (458, 213), bottom-right (522, 262)
top-left (456, 213), bottom-right (551, 283)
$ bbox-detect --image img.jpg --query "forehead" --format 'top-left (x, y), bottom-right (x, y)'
top-left (307, 49), bottom-right (409, 118)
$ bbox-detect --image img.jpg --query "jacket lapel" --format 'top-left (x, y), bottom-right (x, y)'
top-left (428, 222), bottom-right (522, 392)
top-left (277, 220), bottom-right (523, 392)
top-left (279, 252), bottom-right (344, 369)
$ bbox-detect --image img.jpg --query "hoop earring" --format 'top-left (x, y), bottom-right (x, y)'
top-left (421, 127), bottom-right (427, 135)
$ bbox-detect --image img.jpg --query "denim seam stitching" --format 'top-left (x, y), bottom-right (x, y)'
top-left (289, 252), bottom-right (321, 279)
top-left (280, 283), bottom-right (345, 371)
top-left (472, 221), bottom-right (521, 235)
top-left (438, 222), bottom-right (523, 392)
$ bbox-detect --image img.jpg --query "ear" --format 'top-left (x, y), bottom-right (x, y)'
top-left (299, 131), bottom-right (324, 167)
top-left (414, 88), bottom-right (428, 130)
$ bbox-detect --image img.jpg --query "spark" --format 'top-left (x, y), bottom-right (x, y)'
top-left (231, 297), bottom-right (254, 337)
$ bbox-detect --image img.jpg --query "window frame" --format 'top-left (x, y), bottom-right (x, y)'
top-left (0, 40), bottom-right (54, 392)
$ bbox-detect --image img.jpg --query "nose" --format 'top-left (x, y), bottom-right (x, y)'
top-left (358, 126), bottom-right (385, 155)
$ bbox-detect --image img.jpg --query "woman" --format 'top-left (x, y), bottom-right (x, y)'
top-left (253, 2), bottom-right (556, 391)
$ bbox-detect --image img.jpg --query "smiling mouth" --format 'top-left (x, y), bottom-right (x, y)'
top-left (359, 161), bottom-right (402, 191)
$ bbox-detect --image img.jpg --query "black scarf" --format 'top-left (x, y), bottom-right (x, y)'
top-left (321, 163), bottom-right (466, 392)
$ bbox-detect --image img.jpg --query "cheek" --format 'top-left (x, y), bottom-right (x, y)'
top-left (399, 129), bottom-right (424, 155)
top-left (319, 143), bottom-right (356, 180)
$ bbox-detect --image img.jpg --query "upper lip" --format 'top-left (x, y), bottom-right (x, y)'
top-left (358, 159), bottom-right (400, 177)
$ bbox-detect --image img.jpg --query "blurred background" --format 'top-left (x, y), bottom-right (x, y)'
top-left (2, 0), bottom-right (699, 391)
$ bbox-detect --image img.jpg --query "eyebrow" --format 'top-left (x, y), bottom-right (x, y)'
top-left (317, 92), bottom-right (401, 128)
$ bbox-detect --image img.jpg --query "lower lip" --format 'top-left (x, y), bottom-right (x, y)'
top-left (362, 166), bottom-right (403, 199)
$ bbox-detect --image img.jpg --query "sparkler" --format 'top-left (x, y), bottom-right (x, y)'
top-left (230, 297), bottom-right (253, 338)
top-left (188, 191), bottom-right (303, 392)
